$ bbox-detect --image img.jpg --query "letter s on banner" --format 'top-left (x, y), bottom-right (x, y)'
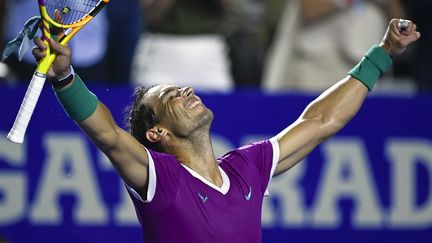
top-left (0, 134), bottom-right (27, 225)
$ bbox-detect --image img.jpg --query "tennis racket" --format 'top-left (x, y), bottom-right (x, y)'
top-left (7, 0), bottom-right (109, 144)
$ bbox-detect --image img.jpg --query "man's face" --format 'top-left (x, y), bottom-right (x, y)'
top-left (144, 85), bottom-right (214, 138)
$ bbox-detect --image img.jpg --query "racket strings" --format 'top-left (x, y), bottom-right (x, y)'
top-left (45, 0), bottom-right (100, 25)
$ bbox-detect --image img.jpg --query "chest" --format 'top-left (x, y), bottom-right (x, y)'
top-left (179, 169), bottom-right (261, 208)
top-left (170, 168), bottom-right (262, 233)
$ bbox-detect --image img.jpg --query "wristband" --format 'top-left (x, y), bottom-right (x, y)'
top-left (50, 65), bottom-right (75, 88)
top-left (348, 45), bottom-right (393, 91)
top-left (54, 75), bottom-right (99, 121)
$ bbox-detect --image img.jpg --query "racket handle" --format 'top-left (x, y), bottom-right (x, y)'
top-left (7, 72), bottom-right (46, 144)
top-left (398, 19), bottom-right (409, 32)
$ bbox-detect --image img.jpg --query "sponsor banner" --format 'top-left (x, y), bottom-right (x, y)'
top-left (0, 85), bottom-right (431, 242)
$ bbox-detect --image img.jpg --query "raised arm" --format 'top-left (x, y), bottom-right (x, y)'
top-left (32, 37), bottom-right (151, 198)
top-left (273, 19), bottom-right (420, 176)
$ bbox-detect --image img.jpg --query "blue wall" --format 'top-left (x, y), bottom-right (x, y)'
top-left (1, 85), bottom-right (431, 242)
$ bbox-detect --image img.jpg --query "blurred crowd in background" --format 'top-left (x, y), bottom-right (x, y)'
top-left (0, 0), bottom-right (431, 93)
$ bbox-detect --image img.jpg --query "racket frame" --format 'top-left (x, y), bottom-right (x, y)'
top-left (7, 0), bottom-right (109, 144)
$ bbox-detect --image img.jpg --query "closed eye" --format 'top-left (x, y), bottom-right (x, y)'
top-left (164, 89), bottom-right (181, 103)
top-left (170, 92), bottom-right (181, 100)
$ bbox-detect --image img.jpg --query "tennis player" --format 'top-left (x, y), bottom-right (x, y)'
top-left (32, 18), bottom-right (419, 242)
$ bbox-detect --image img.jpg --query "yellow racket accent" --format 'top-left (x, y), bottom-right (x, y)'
top-left (36, 0), bottom-right (109, 74)
top-left (62, 7), bottom-right (70, 14)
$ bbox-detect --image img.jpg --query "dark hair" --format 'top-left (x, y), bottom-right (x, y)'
top-left (126, 86), bottom-right (163, 152)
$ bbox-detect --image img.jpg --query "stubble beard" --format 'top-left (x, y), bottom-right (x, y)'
top-left (177, 108), bottom-right (214, 139)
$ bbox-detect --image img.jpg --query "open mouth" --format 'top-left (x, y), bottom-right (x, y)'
top-left (187, 99), bottom-right (201, 109)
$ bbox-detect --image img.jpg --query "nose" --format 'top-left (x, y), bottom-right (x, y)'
top-left (180, 87), bottom-right (194, 97)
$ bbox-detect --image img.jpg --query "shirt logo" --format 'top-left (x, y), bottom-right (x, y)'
top-left (197, 192), bottom-right (208, 203)
top-left (245, 186), bottom-right (252, 201)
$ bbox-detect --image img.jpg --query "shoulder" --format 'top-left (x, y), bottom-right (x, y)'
top-left (148, 149), bottom-right (178, 163)
top-left (147, 149), bottom-right (182, 173)
top-left (218, 139), bottom-right (274, 164)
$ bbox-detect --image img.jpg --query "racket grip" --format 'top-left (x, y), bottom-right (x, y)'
top-left (398, 19), bottom-right (409, 32)
top-left (7, 72), bottom-right (46, 144)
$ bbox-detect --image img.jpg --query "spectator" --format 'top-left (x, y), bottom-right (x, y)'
top-left (131, 0), bottom-right (234, 92)
top-left (0, 0), bottom-right (14, 83)
top-left (223, 0), bottom-right (267, 88)
top-left (223, 0), bottom-right (288, 89)
top-left (263, 0), bottom-right (406, 93)
top-left (0, 0), bottom-right (7, 52)
top-left (106, 0), bottom-right (143, 84)
top-left (402, 0), bottom-right (432, 92)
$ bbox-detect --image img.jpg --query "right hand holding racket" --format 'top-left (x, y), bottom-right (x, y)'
top-left (33, 9), bottom-right (72, 80)
top-left (32, 36), bottom-right (72, 80)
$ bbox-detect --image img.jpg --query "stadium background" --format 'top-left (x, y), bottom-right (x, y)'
top-left (0, 85), bottom-right (431, 242)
